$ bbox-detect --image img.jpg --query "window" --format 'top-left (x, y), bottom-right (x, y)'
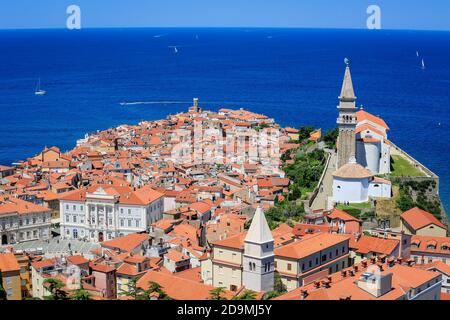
top-left (73, 216), bottom-right (77, 223)
top-left (66, 215), bottom-right (70, 223)
top-left (136, 220), bottom-right (140, 227)
top-left (322, 254), bottom-right (327, 262)
top-left (73, 205), bottom-right (76, 210)
top-left (128, 209), bottom-right (131, 215)
top-left (287, 263), bottom-right (292, 271)
top-left (120, 219), bottom-right (124, 227)
top-left (128, 219), bottom-right (132, 227)
top-left (66, 204), bottom-right (69, 210)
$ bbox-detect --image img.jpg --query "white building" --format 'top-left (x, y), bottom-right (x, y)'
top-left (0, 197), bottom-right (52, 245)
top-left (242, 206), bottom-right (275, 293)
top-left (335, 61), bottom-right (391, 175)
top-left (59, 184), bottom-right (164, 242)
top-left (355, 109), bottom-right (391, 175)
top-left (332, 158), bottom-right (391, 204)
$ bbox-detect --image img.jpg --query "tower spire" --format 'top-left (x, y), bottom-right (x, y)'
top-left (336, 58), bottom-right (358, 169)
top-left (339, 58), bottom-right (357, 105)
top-left (242, 206), bottom-right (274, 292)
top-left (245, 206), bottom-right (273, 244)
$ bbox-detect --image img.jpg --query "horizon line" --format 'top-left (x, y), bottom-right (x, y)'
top-left (1, 26), bottom-right (450, 32)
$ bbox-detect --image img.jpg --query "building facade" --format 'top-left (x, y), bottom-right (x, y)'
top-left (0, 197), bottom-right (52, 245)
top-left (60, 185), bottom-right (164, 242)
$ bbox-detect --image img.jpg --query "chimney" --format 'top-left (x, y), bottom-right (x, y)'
top-left (300, 290), bottom-right (308, 300)
top-left (397, 257), bottom-right (403, 265)
top-left (353, 265), bottom-right (358, 273)
top-left (361, 260), bottom-right (368, 268)
top-left (377, 262), bottom-right (384, 271)
top-left (341, 270), bottom-right (347, 278)
top-left (387, 256), bottom-right (395, 268)
top-left (370, 257), bottom-right (376, 264)
top-left (313, 281), bottom-right (320, 289)
top-left (349, 270), bottom-right (355, 277)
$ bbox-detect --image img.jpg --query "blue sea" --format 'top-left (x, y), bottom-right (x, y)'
top-left (0, 28), bottom-right (449, 212)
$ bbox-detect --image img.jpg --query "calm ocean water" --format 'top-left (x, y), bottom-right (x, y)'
top-left (0, 28), bottom-right (449, 211)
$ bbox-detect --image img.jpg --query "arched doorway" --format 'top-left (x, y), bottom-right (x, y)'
top-left (1, 234), bottom-right (8, 245)
top-left (98, 232), bottom-right (104, 242)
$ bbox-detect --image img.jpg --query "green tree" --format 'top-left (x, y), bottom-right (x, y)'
top-left (209, 287), bottom-right (227, 300)
top-left (43, 278), bottom-right (68, 300)
top-left (265, 273), bottom-right (287, 299)
top-left (70, 286), bottom-right (92, 300)
top-left (232, 290), bottom-right (257, 300)
top-left (323, 128), bottom-right (339, 149)
top-left (145, 281), bottom-right (171, 300)
top-left (119, 277), bottom-right (147, 300)
top-left (396, 189), bottom-right (415, 212)
top-left (0, 272), bottom-right (6, 300)
top-left (298, 126), bottom-right (315, 142)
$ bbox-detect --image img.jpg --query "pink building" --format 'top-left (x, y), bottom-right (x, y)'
top-left (327, 208), bottom-right (362, 235)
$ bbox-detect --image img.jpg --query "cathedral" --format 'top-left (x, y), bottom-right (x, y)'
top-left (336, 60), bottom-right (391, 175)
top-left (332, 60), bottom-right (392, 204)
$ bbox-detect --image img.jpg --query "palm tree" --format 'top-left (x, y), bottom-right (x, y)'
top-left (43, 278), bottom-right (68, 300)
top-left (232, 289), bottom-right (256, 300)
top-left (209, 287), bottom-right (227, 300)
top-left (71, 285), bottom-right (92, 300)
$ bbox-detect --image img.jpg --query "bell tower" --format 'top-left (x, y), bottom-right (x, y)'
top-left (336, 58), bottom-right (357, 169)
top-left (242, 206), bottom-right (274, 293)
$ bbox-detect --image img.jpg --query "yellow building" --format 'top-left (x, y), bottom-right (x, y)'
top-left (274, 233), bottom-right (350, 292)
top-left (400, 207), bottom-right (447, 237)
top-left (210, 233), bottom-right (246, 292)
top-left (0, 253), bottom-right (22, 300)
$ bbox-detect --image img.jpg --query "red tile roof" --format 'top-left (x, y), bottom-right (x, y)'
top-left (401, 207), bottom-right (446, 230)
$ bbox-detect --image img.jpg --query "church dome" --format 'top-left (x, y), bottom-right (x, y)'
top-left (332, 161), bottom-right (373, 179)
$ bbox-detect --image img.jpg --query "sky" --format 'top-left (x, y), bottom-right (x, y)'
top-left (1, 0), bottom-right (450, 30)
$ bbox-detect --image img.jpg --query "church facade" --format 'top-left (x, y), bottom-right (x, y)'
top-left (336, 61), bottom-right (391, 175)
top-left (332, 61), bottom-right (392, 205)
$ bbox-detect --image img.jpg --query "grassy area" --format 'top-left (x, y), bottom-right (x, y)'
top-left (337, 202), bottom-right (372, 210)
top-left (391, 155), bottom-right (425, 177)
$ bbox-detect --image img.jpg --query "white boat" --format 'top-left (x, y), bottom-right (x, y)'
top-left (416, 51), bottom-right (419, 57)
top-left (34, 78), bottom-right (46, 95)
top-left (421, 58), bottom-right (426, 69)
top-left (168, 46), bottom-right (178, 54)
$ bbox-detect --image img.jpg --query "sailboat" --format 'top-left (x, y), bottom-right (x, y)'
top-left (416, 51), bottom-right (419, 57)
top-left (168, 46), bottom-right (178, 54)
top-left (34, 78), bottom-right (46, 95)
top-left (421, 58), bottom-right (426, 69)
